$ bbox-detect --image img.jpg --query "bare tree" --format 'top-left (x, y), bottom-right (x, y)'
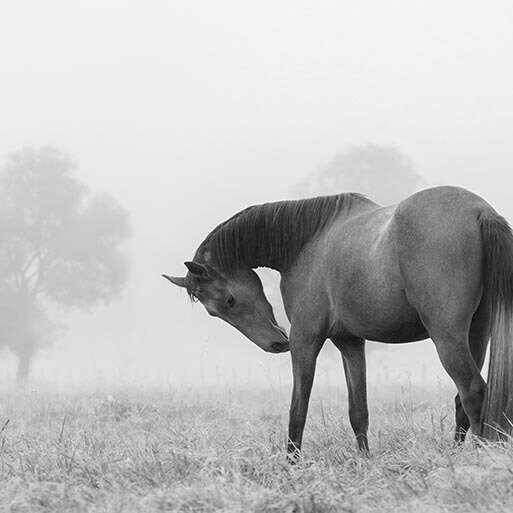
top-left (0, 146), bottom-right (131, 381)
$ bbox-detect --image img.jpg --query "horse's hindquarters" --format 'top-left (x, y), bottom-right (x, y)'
top-left (394, 188), bottom-right (486, 331)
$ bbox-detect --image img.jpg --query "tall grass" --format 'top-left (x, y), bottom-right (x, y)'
top-left (0, 383), bottom-right (511, 512)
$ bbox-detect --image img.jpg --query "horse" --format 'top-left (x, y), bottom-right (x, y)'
top-left (163, 185), bottom-right (513, 458)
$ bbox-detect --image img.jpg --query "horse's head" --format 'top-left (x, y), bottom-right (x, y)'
top-left (163, 261), bottom-right (289, 353)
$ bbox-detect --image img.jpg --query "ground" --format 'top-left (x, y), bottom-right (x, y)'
top-left (0, 382), bottom-right (512, 512)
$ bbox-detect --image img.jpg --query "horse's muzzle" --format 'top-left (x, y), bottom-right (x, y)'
top-left (268, 341), bottom-right (290, 353)
top-left (266, 320), bottom-right (289, 352)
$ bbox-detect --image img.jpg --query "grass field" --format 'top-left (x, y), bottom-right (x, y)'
top-left (0, 382), bottom-right (512, 513)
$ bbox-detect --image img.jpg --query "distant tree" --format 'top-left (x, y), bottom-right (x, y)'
top-left (296, 143), bottom-right (424, 204)
top-left (0, 146), bottom-right (130, 381)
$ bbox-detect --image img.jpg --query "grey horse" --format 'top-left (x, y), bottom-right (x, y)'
top-left (164, 186), bottom-right (513, 458)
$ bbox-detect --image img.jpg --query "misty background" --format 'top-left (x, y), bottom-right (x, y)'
top-left (1, 1), bottom-right (512, 388)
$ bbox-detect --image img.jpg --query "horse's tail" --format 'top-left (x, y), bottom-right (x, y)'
top-left (480, 209), bottom-right (513, 439)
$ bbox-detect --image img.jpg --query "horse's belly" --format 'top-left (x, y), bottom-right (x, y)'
top-left (323, 206), bottom-right (431, 343)
top-left (362, 316), bottom-right (429, 343)
top-left (331, 294), bottom-right (429, 343)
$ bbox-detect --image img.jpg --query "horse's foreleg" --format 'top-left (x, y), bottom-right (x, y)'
top-left (287, 329), bottom-right (324, 461)
top-left (332, 337), bottom-right (369, 453)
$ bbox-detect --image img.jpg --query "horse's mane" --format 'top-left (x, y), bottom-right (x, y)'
top-left (194, 193), bottom-right (371, 272)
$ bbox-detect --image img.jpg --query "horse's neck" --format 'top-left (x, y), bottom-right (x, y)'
top-left (240, 195), bottom-right (374, 272)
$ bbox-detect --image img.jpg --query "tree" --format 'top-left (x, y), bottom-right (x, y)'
top-left (0, 146), bottom-right (130, 381)
top-left (295, 143), bottom-right (424, 204)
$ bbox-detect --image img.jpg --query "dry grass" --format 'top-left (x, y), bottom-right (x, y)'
top-left (0, 383), bottom-right (512, 512)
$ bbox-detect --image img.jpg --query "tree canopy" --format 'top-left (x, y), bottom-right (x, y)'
top-left (296, 144), bottom-right (424, 204)
top-left (0, 146), bottom-right (131, 380)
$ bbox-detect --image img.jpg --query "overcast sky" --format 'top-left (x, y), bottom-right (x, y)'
top-left (1, 1), bottom-right (512, 386)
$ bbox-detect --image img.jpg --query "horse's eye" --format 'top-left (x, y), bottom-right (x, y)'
top-left (227, 295), bottom-right (235, 308)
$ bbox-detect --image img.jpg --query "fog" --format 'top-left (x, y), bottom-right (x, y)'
top-left (1, 1), bottom-right (512, 387)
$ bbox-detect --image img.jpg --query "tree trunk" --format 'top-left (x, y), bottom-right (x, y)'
top-left (16, 351), bottom-right (32, 384)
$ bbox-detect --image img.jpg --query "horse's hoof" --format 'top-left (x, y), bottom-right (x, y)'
top-left (286, 449), bottom-right (301, 465)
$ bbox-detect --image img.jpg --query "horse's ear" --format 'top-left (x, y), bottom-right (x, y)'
top-left (162, 275), bottom-right (186, 288)
top-left (184, 261), bottom-right (210, 279)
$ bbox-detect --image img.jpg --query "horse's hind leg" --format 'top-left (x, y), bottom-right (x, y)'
top-left (331, 336), bottom-right (369, 453)
top-left (398, 214), bottom-right (486, 436)
top-left (454, 300), bottom-right (490, 442)
top-left (426, 321), bottom-right (486, 437)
